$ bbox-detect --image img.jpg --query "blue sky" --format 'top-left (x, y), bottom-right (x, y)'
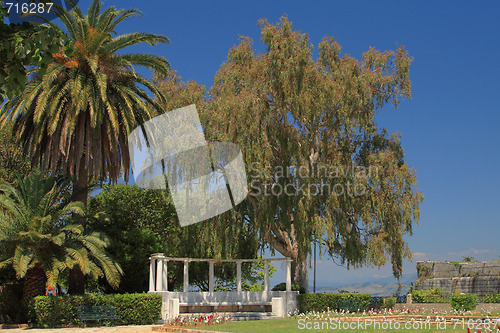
top-left (69, 0), bottom-right (500, 287)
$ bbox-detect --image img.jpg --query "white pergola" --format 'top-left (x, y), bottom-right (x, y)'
top-left (148, 254), bottom-right (293, 293)
top-left (148, 254), bottom-right (298, 320)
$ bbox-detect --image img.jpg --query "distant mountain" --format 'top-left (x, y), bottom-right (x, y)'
top-left (315, 282), bottom-right (408, 296)
top-left (312, 273), bottom-right (417, 296)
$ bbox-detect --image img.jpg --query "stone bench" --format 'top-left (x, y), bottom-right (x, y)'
top-left (169, 297), bottom-right (286, 318)
top-left (180, 301), bottom-right (272, 307)
top-left (179, 301), bottom-right (272, 313)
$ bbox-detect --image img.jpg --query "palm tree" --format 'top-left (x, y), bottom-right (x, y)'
top-left (0, 0), bottom-right (169, 204)
top-left (0, 171), bottom-right (122, 304)
top-left (0, 0), bottom-right (169, 293)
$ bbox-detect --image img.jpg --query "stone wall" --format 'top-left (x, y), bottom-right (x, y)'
top-left (415, 261), bottom-right (500, 296)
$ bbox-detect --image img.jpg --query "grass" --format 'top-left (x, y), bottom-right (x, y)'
top-left (206, 317), bottom-right (481, 332)
top-left (171, 308), bottom-right (500, 332)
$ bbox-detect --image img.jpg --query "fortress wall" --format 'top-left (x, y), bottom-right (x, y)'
top-left (415, 261), bottom-right (500, 297)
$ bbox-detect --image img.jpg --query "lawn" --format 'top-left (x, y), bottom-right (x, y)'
top-left (207, 318), bottom-right (477, 333)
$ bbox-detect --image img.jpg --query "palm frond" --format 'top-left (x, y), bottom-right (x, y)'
top-left (118, 53), bottom-right (170, 75)
top-left (0, 171), bottom-right (123, 289)
top-left (12, 246), bottom-right (34, 278)
top-left (103, 32), bottom-right (169, 54)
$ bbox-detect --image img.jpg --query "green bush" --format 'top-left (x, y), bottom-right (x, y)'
top-left (481, 293), bottom-right (500, 303)
top-left (29, 293), bottom-right (162, 327)
top-left (297, 293), bottom-right (371, 313)
top-left (411, 287), bottom-right (448, 303)
top-left (272, 282), bottom-right (306, 294)
top-left (450, 294), bottom-right (477, 311)
top-left (0, 283), bottom-right (24, 324)
top-left (383, 296), bottom-right (397, 309)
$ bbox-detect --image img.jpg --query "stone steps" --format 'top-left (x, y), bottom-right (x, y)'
top-left (231, 312), bottom-right (278, 321)
top-left (178, 312), bottom-right (278, 321)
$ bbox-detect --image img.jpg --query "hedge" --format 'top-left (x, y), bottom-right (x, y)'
top-left (29, 293), bottom-right (162, 327)
top-left (271, 282), bottom-right (306, 294)
top-left (411, 287), bottom-right (449, 303)
top-left (0, 283), bottom-right (24, 324)
top-left (383, 296), bottom-right (397, 309)
top-left (297, 293), bottom-right (371, 313)
top-left (481, 293), bottom-right (500, 303)
top-left (450, 294), bottom-right (477, 312)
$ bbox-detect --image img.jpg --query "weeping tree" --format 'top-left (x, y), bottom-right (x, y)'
top-left (194, 16), bottom-right (423, 290)
top-left (148, 69), bottom-right (265, 289)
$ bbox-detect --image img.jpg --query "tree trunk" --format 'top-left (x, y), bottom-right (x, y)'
top-left (292, 256), bottom-right (309, 292)
top-left (68, 266), bottom-right (85, 295)
top-left (22, 264), bottom-right (46, 306)
top-left (68, 161), bottom-right (88, 295)
top-left (73, 161), bottom-right (88, 218)
top-left (264, 224), bottom-right (310, 292)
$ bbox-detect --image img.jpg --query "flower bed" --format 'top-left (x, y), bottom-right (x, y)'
top-left (164, 313), bottom-right (232, 328)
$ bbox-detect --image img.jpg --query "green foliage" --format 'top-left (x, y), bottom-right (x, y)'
top-left (411, 287), bottom-right (448, 303)
top-left (238, 258), bottom-right (277, 292)
top-left (450, 294), bottom-right (477, 312)
top-left (0, 282), bottom-right (23, 323)
top-left (87, 184), bottom-right (260, 292)
top-left (0, 0), bottom-right (170, 185)
top-left (153, 69), bottom-right (206, 113)
top-left (0, 121), bottom-right (31, 183)
top-left (87, 184), bottom-right (178, 293)
top-left (481, 292), bottom-right (500, 303)
top-left (416, 263), bottom-right (433, 278)
top-left (28, 293), bottom-right (161, 327)
top-left (297, 293), bottom-right (371, 313)
top-left (0, 171), bottom-right (122, 302)
top-left (221, 258), bottom-right (277, 292)
top-left (383, 296), bottom-right (397, 309)
top-left (88, 184), bottom-right (179, 237)
top-left (272, 282), bottom-right (306, 294)
top-left (192, 15), bottom-right (423, 286)
top-left (0, 8), bottom-right (72, 103)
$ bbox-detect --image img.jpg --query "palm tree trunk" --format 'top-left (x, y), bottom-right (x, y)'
top-left (22, 264), bottom-right (47, 306)
top-left (73, 160), bottom-right (89, 216)
top-left (68, 161), bottom-right (88, 295)
top-left (68, 266), bottom-right (85, 295)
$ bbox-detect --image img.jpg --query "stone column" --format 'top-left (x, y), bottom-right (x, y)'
top-left (264, 260), bottom-right (269, 292)
top-left (286, 258), bottom-right (292, 292)
top-left (236, 260), bottom-right (242, 292)
top-left (162, 259), bottom-right (168, 292)
top-left (149, 258), bottom-right (156, 292)
top-left (156, 258), bottom-right (163, 291)
top-left (209, 261), bottom-right (215, 293)
top-left (183, 260), bottom-right (189, 292)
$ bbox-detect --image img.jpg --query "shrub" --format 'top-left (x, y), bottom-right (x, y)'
top-left (272, 282), bottom-right (306, 294)
top-left (411, 287), bottom-right (448, 303)
top-left (29, 293), bottom-right (162, 327)
top-left (481, 293), bottom-right (500, 303)
top-left (0, 282), bottom-right (24, 324)
top-left (297, 293), bottom-right (371, 313)
top-left (383, 296), bottom-right (397, 309)
top-left (450, 294), bottom-right (477, 312)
